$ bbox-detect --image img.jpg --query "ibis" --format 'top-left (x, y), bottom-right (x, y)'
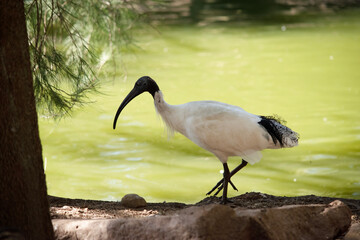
top-left (113, 76), bottom-right (299, 204)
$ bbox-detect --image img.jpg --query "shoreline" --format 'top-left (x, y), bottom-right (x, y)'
top-left (49, 192), bottom-right (360, 223)
top-left (50, 192), bottom-right (360, 239)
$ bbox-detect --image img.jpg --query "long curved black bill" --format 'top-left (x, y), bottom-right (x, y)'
top-left (113, 87), bottom-right (142, 129)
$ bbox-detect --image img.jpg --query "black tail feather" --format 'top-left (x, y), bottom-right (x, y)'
top-left (258, 116), bottom-right (284, 147)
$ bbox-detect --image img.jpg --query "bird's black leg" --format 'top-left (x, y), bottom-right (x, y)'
top-left (206, 178), bottom-right (237, 196)
top-left (221, 163), bottom-right (231, 204)
top-left (207, 159), bottom-right (248, 196)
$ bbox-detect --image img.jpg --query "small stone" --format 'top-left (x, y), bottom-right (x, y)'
top-left (121, 194), bottom-right (147, 208)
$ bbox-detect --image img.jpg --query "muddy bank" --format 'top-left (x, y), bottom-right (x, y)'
top-left (49, 192), bottom-right (360, 224)
top-left (49, 192), bottom-right (360, 240)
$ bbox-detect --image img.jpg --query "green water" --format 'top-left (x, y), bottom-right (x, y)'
top-left (39, 10), bottom-right (360, 203)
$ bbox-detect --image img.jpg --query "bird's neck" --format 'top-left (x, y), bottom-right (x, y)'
top-left (154, 90), bottom-right (170, 113)
top-left (153, 91), bottom-right (185, 136)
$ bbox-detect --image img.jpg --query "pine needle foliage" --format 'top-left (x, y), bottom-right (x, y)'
top-left (25, 0), bottom-right (140, 117)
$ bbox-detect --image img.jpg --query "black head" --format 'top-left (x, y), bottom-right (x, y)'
top-left (133, 76), bottom-right (159, 97)
top-left (113, 76), bottom-right (160, 129)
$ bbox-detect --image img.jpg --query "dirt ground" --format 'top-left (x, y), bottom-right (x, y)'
top-left (49, 192), bottom-right (360, 225)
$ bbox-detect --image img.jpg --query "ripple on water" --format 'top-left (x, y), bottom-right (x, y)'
top-left (303, 154), bottom-right (337, 161)
top-left (100, 149), bottom-right (142, 157)
top-left (120, 121), bottom-right (144, 127)
top-left (126, 157), bottom-right (143, 161)
top-left (114, 137), bottom-right (128, 142)
top-left (98, 144), bottom-right (126, 149)
top-left (107, 179), bottom-right (123, 186)
top-left (101, 164), bottom-right (138, 172)
top-left (303, 167), bottom-right (338, 175)
top-left (98, 114), bottom-right (113, 120)
top-left (352, 192), bottom-right (360, 197)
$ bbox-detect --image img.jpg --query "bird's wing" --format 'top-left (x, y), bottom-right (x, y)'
top-left (179, 101), bottom-right (271, 163)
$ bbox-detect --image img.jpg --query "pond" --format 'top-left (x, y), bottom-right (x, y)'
top-left (39, 9), bottom-right (360, 203)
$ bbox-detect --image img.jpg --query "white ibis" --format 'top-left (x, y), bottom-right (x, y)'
top-left (113, 76), bottom-right (299, 204)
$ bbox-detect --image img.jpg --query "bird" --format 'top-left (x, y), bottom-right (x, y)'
top-left (113, 76), bottom-right (299, 204)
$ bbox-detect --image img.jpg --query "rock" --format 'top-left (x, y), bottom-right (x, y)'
top-left (344, 223), bottom-right (360, 240)
top-left (234, 200), bottom-right (352, 240)
top-left (53, 200), bottom-right (352, 240)
top-left (120, 194), bottom-right (147, 208)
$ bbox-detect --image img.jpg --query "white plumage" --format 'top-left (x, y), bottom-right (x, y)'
top-left (113, 76), bottom-right (299, 204)
top-left (154, 91), bottom-right (298, 164)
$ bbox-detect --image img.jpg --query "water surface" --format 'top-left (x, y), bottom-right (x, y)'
top-left (40, 10), bottom-right (360, 203)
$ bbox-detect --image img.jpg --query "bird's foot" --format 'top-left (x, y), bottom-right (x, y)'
top-left (220, 196), bottom-right (233, 204)
top-left (206, 178), bottom-right (238, 196)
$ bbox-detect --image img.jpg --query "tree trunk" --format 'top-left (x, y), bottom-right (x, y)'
top-left (0, 0), bottom-right (54, 239)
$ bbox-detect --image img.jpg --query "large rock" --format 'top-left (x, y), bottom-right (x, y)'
top-left (344, 223), bottom-right (360, 240)
top-left (53, 200), bottom-right (352, 240)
